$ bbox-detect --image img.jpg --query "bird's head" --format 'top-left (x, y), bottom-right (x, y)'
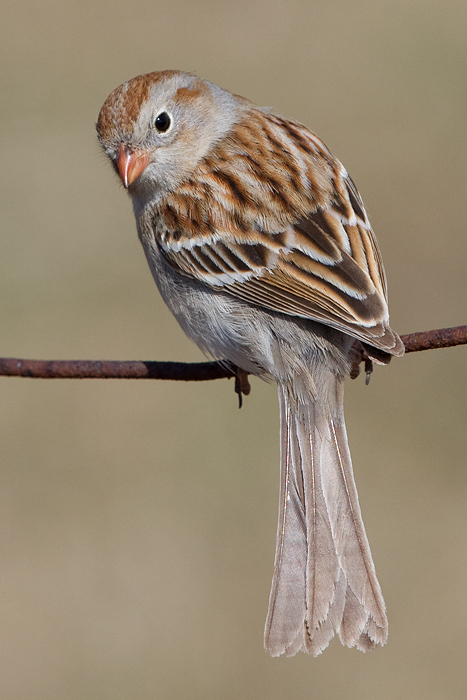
top-left (97, 70), bottom-right (245, 203)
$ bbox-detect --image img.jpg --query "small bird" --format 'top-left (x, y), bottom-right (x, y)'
top-left (97, 70), bottom-right (404, 657)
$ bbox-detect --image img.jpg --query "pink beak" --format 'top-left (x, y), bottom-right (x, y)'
top-left (118, 143), bottom-right (150, 188)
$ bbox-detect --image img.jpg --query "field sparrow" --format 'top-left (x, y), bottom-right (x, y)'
top-left (97, 70), bottom-right (404, 657)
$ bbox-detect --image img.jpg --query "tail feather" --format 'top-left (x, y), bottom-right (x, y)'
top-left (264, 388), bottom-right (308, 655)
top-left (264, 378), bottom-right (387, 657)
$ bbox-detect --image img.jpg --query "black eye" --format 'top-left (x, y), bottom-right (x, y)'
top-left (154, 112), bottom-right (171, 132)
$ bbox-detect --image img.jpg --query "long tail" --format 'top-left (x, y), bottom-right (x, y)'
top-left (264, 378), bottom-right (388, 657)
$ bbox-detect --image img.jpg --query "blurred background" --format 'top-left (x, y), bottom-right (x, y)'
top-left (1, 1), bottom-right (466, 698)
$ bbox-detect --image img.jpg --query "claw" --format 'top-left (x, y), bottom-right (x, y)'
top-left (349, 341), bottom-right (373, 385)
top-left (349, 341), bottom-right (364, 380)
top-left (234, 368), bottom-right (251, 408)
top-left (365, 357), bottom-right (373, 385)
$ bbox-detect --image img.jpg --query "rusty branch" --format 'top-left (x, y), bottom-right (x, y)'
top-left (400, 325), bottom-right (467, 353)
top-left (0, 358), bottom-right (235, 381)
top-left (0, 325), bottom-right (465, 381)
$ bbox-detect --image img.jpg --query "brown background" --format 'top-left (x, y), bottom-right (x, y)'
top-left (1, 1), bottom-right (466, 698)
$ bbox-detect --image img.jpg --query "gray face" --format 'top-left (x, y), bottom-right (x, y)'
top-left (97, 71), bottom-right (245, 202)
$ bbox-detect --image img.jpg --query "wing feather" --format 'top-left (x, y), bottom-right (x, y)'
top-left (157, 111), bottom-right (403, 356)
